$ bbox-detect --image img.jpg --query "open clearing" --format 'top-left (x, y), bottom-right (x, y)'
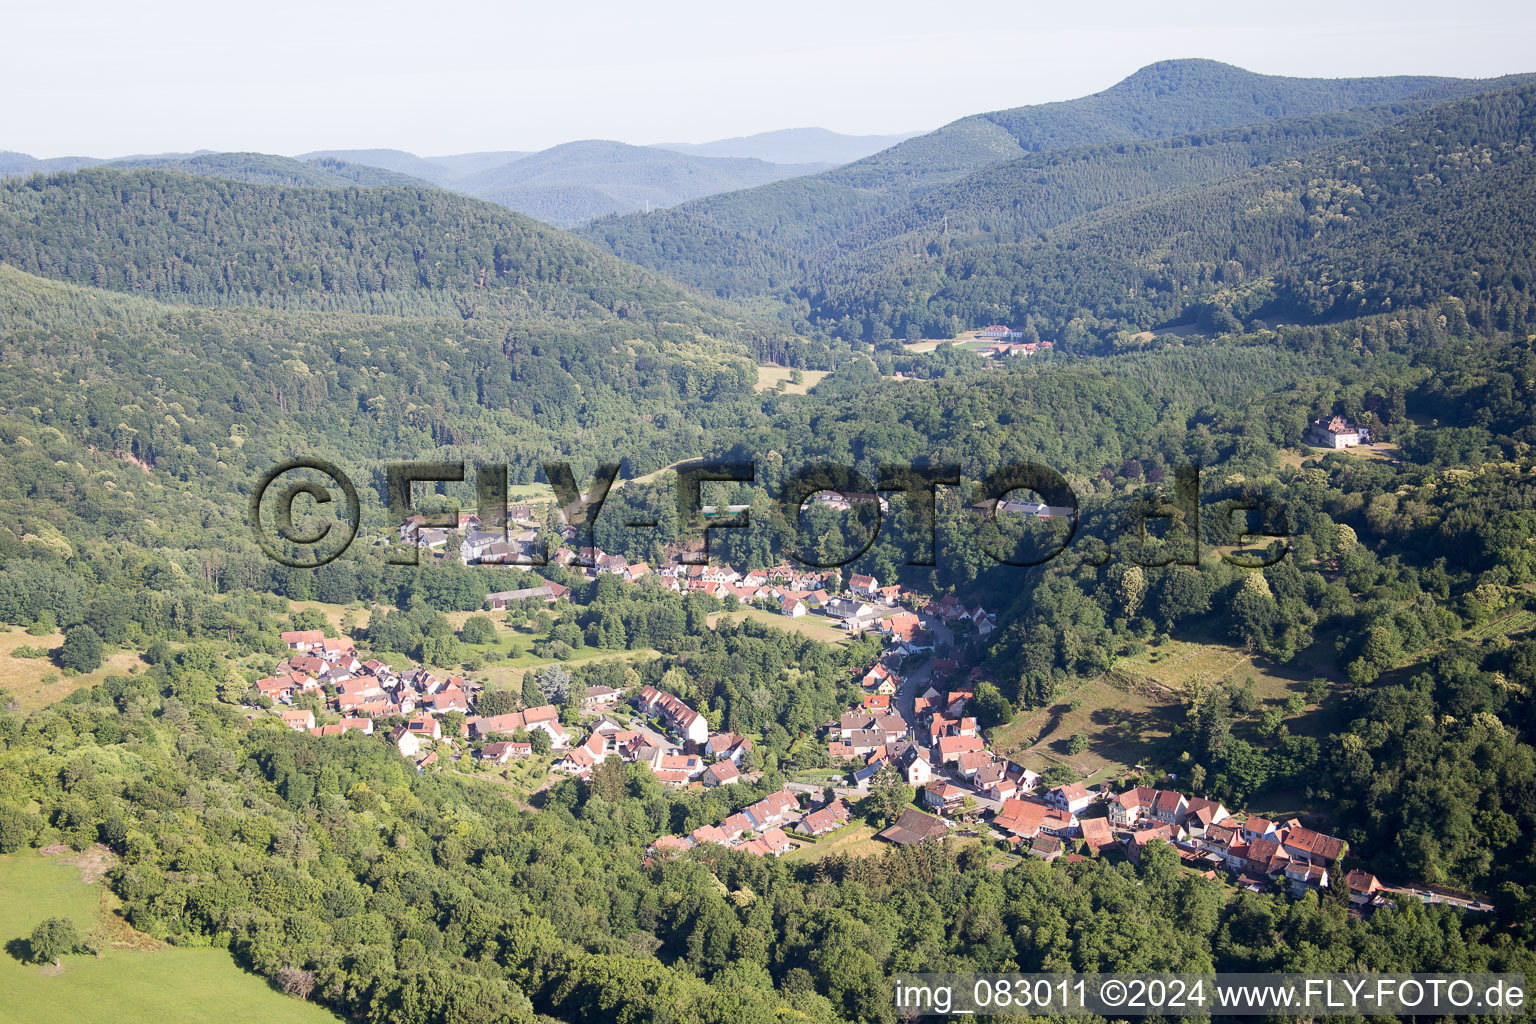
top-left (755, 365), bottom-right (829, 395)
top-left (989, 676), bottom-right (1180, 785)
top-left (990, 628), bottom-right (1343, 783)
top-left (1113, 633), bottom-right (1312, 702)
top-left (0, 850), bottom-right (341, 1024)
top-left (781, 822), bottom-right (882, 861)
top-left (708, 606), bottom-right (852, 646)
top-left (1278, 442), bottom-right (1401, 471)
top-left (0, 629), bottom-right (143, 712)
top-left (902, 333), bottom-right (989, 353)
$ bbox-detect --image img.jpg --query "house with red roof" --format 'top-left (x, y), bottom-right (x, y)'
top-left (702, 761), bottom-right (740, 787)
top-left (637, 686), bottom-right (709, 745)
top-left (992, 798), bottom-right (1078, 840)
top-left (280, 707), bottom-right (315, 731)
top-left (796, 799), bottom-right (852, 837)
top-left (1045, 782), bottom-right (1095, 815)
top-left (280, 629), bottom-right (326, 651)
top-left (936, 735), bottom-right (984, 763)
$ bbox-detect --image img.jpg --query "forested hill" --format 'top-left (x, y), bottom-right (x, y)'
top-left (828, 59), bottom-right (1461, 190)
top-left (0, 166), bottom-right (785, 329)
top-left (808, 75), bottom-right (1536, 273)
top-left (580, 60), bottom-right (1496, 295)
top-left (443, 140), bottom-right (829, 228)
top-left (299, 142), bottom-right (829, 228)
top-left (2, 150), bottom-right (431, 188)
top-left (803, 81), bottom-right (1536, 345)
top-left (107, 152), bottom-right (432, 188)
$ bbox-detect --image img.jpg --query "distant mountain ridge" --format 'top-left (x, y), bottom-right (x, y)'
top-left (803, 80), bottom-right (1536, 343)
top-left (1, 150), bottom-right (430, 189)
top-left (654, 127), bottom-right (922, 165)
top-left (3, 129), bottom-right (860, 229)
top-left (0, 166), bottom-right (731, 323)
top-left (297, 137), bottom-right (877, 226)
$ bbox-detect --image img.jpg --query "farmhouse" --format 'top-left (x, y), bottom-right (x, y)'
top-left (922, 781), bottom-right (967, 813)
top-left (484, 584), bottom-right (568, 609)
top-left (478, 741), bottom-right (531, 764)
top-left (848, 573), bottom-right (881, 598)
top-left (702, 760), bottom-right (740, 787)
top-left (1306, 414), bottom-right (1371, 449)
top-left (877, 808), bottom-right (950, 846)
top-left (1080, 816), bottom-right (1115, 852)
top-left (744, 789), bottom-right (801, 830)
top-left (582, 684), bottom-right (622, 709)
top-left (993, 798), bottom-right (1078, 840)
top-left (652, 752), bottom-right (706, 786)
top-left (280, 629), bottom-right (326, 651)
top-left (557, 731), bottom-right (608, 774)
top-left (1106, 785), bottom-right (1156, 828)
top-left (1045, 782), bottom-right (1095, 815)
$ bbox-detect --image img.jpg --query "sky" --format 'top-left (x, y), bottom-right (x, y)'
top-left (6, 0), bottom-right (1536, 158)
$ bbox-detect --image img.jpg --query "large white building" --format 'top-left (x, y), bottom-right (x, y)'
top-left (1306, 415), bottom-right (1370, 449)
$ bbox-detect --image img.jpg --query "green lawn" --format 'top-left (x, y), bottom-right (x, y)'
top-left (0, 851), bottom-right (342, 1024)
top-left (708, 606), bottom-right (851, 647)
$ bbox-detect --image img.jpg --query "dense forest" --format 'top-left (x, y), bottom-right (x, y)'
top-left (580, 62), bottom-right (1514, 299)
top-left (797, 83), bottom-right (1536, 344)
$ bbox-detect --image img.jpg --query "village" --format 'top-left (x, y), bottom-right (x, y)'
top-left (247, 519), bottom-right (1485, 918)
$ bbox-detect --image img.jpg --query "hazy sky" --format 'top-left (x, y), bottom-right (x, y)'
top-left (7, 0), bottom-right (1535, 157)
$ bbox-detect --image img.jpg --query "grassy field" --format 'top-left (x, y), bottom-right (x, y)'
top-left (991, 627), bottom-right (1353, 785)
top-left (1278, 442), bottom-right (1401, 470)
top-left (902, 331), bottom-right (988, 353)
top-left (448, 753), bottom-right (557, 807)
top-left (708, 606), bottom-right (851, 646)
top-left (754, 366), bottom-right (829, 395)
top-left (1112, 633), bottom-right (1305, 702)
top-left (781, 822), bottom-right (882, 861)
top-left (0, 850), bottom-right (341, 1024)
top-left (0, 628), bottom-right (143, 712)
top-left (989, 675), bottom-right (1180, 784)
top-left (283, 599), bottom-right (369, 633)
top-left (473, 646), bottom-right (660, 692)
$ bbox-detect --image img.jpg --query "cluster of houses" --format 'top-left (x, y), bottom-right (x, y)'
top-left (394, 490), bottom-right (1017, 662)
top-left (976, 325), bottom-right (1054, 359)
top-left (645, 787), bottom-right (827, 861)
top-left (461, 681), bottom-right (757, 788)
top-left (263, 622), bottom-right (772, 792)
top-left (642, 792), bottom-right (804, 859)
top-left (474, 537), bottom-right (999, 653)
top-left (809, 635), bottom-right (1394, 908)
top-left (978, 772), bottom-right (1392, 908)
top-left (398, 505), bottom-right (541, 558)
top-left (261, 630), bottom-right (488, 756)
top-left (261, 628), bottom-right (563, 771)
top-left (270, 574), bottom-right (1456, 914)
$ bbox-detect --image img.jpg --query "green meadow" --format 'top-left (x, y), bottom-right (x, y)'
top-left (0, 851), bottom-right (342, 1024)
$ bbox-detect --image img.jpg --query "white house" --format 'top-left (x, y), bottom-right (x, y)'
top-left (1045, 782), bottom-right (1095, 815)
top-left (1306, 414), bottom-right (1370, 449)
